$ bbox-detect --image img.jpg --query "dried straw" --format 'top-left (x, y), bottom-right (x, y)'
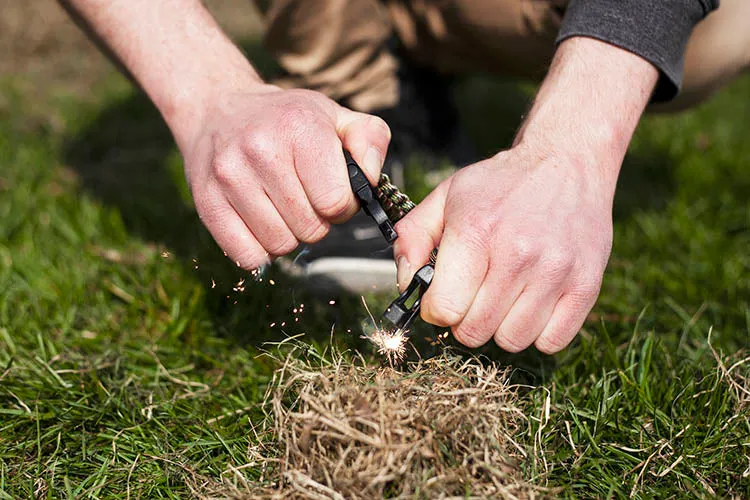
top-left (232, 349), bottom-right (538, 499)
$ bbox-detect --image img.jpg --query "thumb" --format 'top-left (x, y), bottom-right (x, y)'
top-left (392, 178), bottom-right (452, 291)
top-left (336, 108), bottom-right (391, 185)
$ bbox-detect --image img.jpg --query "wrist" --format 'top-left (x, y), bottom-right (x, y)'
top-left (513, 37), bottom-right (658, 187)
top-left (159, 62), bottom-right (266, 152)
top-left (75, 0), bottom-right (266, 152)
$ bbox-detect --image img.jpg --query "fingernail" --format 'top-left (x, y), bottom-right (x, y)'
top-left (396, 256), bottom-right (411, 291)
top-left (362, 146), bottom-right (382, 179)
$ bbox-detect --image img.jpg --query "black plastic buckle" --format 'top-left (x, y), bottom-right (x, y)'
top-left (344, 150), bottom-right (397, 243)
top-left (383, 264), bottom-right (434, 331)
top-left (344, 149), bottom-right (434, 332)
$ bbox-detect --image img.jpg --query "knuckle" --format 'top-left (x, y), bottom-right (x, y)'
top-left (540, 248), bottom-right (575, 278)
top-left (242, 129), bottom-right (275, 160)
top-left (281, 106), bottom-right (320, 137)
top-left (211, 154), bottom-right (239, 186)
top-left (454, 321), bottom-right (490, 348)
top-left (535, 321), bottom-right (577, 354)
top-left (311, 187), bottom-right (352, 219)
top-left (423, 294), bottom-right (465, 327)
top-left (494, 328), bottom-right (529, 353)
top-left (368, 115), bottom-right (391, 141)
top-left (265, 234), bottom-right (298, 257)
top-left (535, 333), bottom-right (569, 354)
top-left (570, 277), bottom-right (603, 304)
top-left (394, 216), bottom-right (418, 240)
top-left (233, 247), bottom-right (269, 271)
top-left (462, 212), bottom-right (496, 240)
top-left (510, 237), bottom-right (540, 268)
top-left (296, 220), bottom-right (329, 243)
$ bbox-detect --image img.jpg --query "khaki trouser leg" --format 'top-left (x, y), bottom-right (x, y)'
top-left (256, 0), bottom-right (399, 112)
top-left (384, 0), bottom-right (565, 79)
top-left (254, 0), bottom-right (566, 112)
top-left (255, 0), bottom-right (750, 113)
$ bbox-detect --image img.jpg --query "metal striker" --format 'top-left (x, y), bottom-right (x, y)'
top-left (344, 149), bottom-right (437, 334)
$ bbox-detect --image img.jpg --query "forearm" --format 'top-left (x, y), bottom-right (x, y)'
top-left (515, 37), bottom-right (658, 195)
top-left (59, 0), bottom-right (264, 150)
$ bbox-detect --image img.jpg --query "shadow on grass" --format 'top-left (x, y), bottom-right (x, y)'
top-left (61, 41), bottom-right (369, 350)
top-left (62, 91), bottom-right (372, 349)
top-left (62, 43), bottom-right (679, 382)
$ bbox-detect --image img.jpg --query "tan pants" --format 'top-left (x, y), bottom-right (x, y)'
top-left (256, 0), bottom-right (750, 113)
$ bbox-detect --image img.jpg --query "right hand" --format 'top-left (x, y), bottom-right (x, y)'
top-left (180, 84), bottom-right (391, 269)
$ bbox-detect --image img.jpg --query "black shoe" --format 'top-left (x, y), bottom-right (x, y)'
top-left (277, 210), bottom-right (397, 295)
top-left (372, 53), bottom-right (477, 175)
top-left (280, 55), bottom-right (476, 295)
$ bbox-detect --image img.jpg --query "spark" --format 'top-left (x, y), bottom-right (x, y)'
top-left (328, 300), bottom-right (336, 305)
top-left (233, 278), bottom-right (246, 293)
top-left (210, 278), bottom-right (216, 289)
top-left (269, 279), bottom-right (276, 286)
top-left (249, 267), bottom-right (266, 282)
top-left (364, 328), bottom-right (408, 365)
top-left (359, 296), bottom-right (408, 365)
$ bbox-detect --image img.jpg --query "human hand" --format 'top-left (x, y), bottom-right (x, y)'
top-left (179, 85), bottom-right (391, 269)
top-left (393, 145), bottom-right (616, 353)
top-left (393, 36), bottom-right (657, 353)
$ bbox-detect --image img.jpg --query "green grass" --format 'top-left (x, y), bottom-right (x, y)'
top-left (1, 59), bottom-right (748, 498)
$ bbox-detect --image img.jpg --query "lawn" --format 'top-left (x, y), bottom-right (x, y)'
top-left (0, 2), bottom-right (748, 498)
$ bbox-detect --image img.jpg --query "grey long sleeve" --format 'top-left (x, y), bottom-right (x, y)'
top-left (556, 0), bottom-right (719, 101)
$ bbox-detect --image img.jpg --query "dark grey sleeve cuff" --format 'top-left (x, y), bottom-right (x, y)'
top-left (556, 0), bottom-right (719, 102)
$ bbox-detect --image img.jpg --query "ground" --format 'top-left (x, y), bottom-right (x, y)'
top-left (0, 1), bottom-right (748, 498)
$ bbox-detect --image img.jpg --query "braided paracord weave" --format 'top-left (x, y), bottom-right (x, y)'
top-left (376, 173), bottom-right (437, 265)
top-left (376, 174), bottom-right (416, 223)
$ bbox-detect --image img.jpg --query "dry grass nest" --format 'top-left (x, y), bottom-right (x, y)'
top-left (219, 348), bottom-right (541, 499)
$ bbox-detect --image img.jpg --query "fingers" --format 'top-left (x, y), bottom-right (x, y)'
top-left (534, 285), bottom-right (600, 354)
top-left (453, 268), bottom-right (525, 348)
top-left (293, 107), bottom-right (390, 225)
top-left (192, 88), bottom-right (394, 270)
top-left (393, 179), bottom-right (451, 290)
top-left (421, 224), bottom-right (490, 329)
top-left (195, 195), bottom-right (270, 270)
top-left (292, 118), bottom-right (360, 224)
top-left (267, 186), bottom-right (330, 245)
top-left (243, 150), bottom-right (330, 244)
top-left (493, 285), bottom-right (561, 352)
top-left (227, 189), bottom-right (298, 257)
top-left (336, 109), bottom-right (391, 185)
top-left (215, 143), bottom-right (326, 248)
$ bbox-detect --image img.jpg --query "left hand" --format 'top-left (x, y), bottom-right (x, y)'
top-left (393, 144), bottom-right (616, 353)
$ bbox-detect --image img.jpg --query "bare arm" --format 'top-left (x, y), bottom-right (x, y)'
top-left (59, 0), bottom-right (391, 269)
top-left (395, 37), bottom-right (658, 354)
top-left (59, 0), bottom-right (261, 150)
top-left (516, 37), bottom-right (658, 191)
